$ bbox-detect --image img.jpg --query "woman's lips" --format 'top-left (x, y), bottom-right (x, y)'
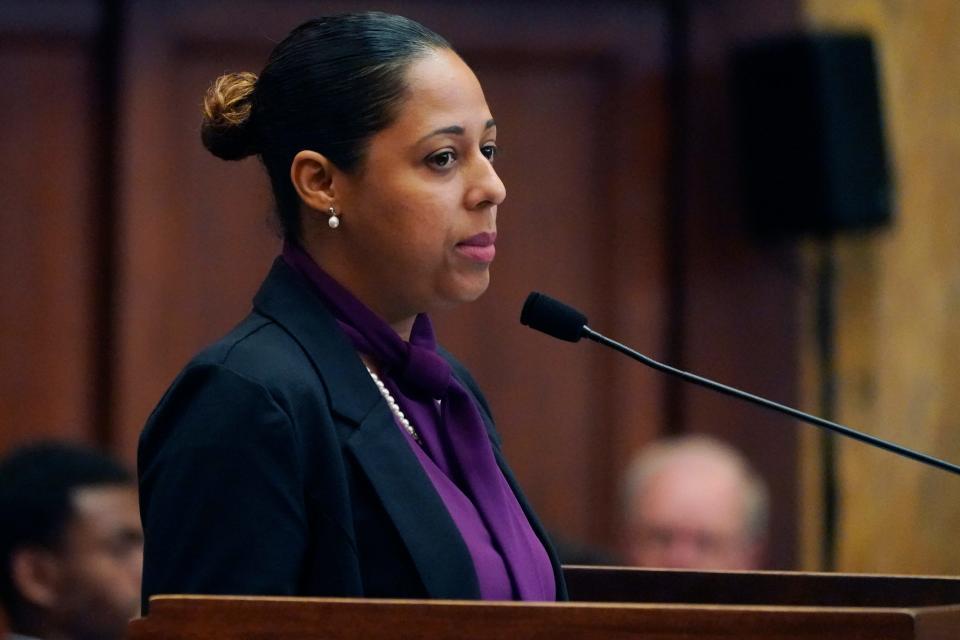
top-left (456, 231), bottom-right (497, 263)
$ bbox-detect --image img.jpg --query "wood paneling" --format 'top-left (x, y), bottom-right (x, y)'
top-left (113, 4), bottom-right (279, 457)
top-left (800, 0), bottom-right (960, 575)
top-left (0, 5), bottom-right (101, 451)
top-left (675, 0), bottom-right (803, 569)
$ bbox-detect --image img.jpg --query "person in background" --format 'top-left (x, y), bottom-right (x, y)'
top-left (0, 442), bottom-right (143, 640)
top-left (620, 435), bottom-right (768, 570)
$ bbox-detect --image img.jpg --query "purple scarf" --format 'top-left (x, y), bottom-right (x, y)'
top-left (283, 242), bottom-right (555, 601)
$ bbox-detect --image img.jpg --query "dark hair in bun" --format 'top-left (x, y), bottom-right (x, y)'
top-left (199, 12), bottom-right (451, 241)
top-left (201, 71), bottom-right (259, 160)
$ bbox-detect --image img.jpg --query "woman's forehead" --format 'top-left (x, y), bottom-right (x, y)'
top-left (397, 49), bottom-right (492, 131)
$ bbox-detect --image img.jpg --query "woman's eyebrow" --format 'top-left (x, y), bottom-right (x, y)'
top-left (417, 119), bottom-right (497, 144)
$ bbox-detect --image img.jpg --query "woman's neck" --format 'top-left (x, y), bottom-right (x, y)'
top-left (389, 316), bottom-right (416, 342)
top-left (300, 240), bottom-right (417, 341)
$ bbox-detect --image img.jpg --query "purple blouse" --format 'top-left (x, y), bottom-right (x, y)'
top-left (283, 243), bottom-right (555, 601)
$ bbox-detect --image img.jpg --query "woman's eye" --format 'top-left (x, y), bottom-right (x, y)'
top-left (481, 144), bottom-right (498, 162)
top-left (427, 150), bottom-right (456, 169)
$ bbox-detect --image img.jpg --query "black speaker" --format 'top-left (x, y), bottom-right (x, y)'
top-left (733, 33), bottom-right (893, 237)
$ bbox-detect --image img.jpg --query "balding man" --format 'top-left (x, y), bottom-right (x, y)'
top-left (620, 435), bottom-right (768, 570)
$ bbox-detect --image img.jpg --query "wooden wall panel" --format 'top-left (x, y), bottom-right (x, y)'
top-left (801, 0), bottom-right (960, 575)
top-left (0, 5), bottom-right (101, 453)
top-left (113, 7), bottom-right (279, 457)
top-left (676, 0), bottom-right (803, 569)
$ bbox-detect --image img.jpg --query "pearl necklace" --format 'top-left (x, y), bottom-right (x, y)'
top-left (365, 367), bottom-right (423, 445)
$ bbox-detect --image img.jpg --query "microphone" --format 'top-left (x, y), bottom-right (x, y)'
top-left (520, 291), bottom-right (960, 477)
top-left (520, 292), bottom-right (588, 342)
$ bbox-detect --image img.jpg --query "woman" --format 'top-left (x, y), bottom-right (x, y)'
top-left (138, 12), bottom-right (566, 607)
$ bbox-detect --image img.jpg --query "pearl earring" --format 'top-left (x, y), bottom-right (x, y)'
top-left (327, 206), bottom-right (340, 229)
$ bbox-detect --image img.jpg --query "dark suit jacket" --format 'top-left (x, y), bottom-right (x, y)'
top-left (138, 258), bottom-right (567, 609)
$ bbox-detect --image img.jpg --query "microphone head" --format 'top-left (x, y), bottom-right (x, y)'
top-left (520, 292), bottom-right (588, 342)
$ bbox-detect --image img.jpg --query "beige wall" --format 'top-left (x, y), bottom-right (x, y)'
top-left (800, 0), bottom-right (960, 573)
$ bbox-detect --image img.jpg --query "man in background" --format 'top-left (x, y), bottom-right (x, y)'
top-left (0, 442), bottom-right (142, 640)
top-left (621, 435), bottom-right (768, 570)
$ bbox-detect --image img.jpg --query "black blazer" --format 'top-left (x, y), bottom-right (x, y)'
top-left (138, 258), bottom-right (567, 609)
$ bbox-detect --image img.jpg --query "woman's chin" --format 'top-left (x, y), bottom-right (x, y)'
top-left (460, 272), bottom-right (492, 303)
top-left (435, 272), bottom-right (491, 309)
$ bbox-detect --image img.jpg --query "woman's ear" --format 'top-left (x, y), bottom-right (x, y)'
top-left (290, 150), bottom-right (338, 212)
top-left (10, 547), bottom-right (62, 609)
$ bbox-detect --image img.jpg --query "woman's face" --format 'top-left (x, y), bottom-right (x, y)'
top-left (328, 48), bottom-right (506, 324)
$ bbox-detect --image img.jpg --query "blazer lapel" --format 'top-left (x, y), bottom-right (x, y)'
top-left (345, 405), bottom-right (480, 599)
top-left (253, 258), bottom-right (480, 599)
top-left (252, 258), bottom-right (377, 424)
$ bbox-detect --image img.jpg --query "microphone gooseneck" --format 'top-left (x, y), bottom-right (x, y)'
top-left (520, 292), bottom-right (960, 477)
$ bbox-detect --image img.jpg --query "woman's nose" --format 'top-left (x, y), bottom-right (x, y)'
top-left (466, 154), bottom-right (506, 210)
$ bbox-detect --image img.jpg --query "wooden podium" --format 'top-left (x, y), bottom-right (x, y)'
top-left (127, 566), bottom-right (960, 639)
